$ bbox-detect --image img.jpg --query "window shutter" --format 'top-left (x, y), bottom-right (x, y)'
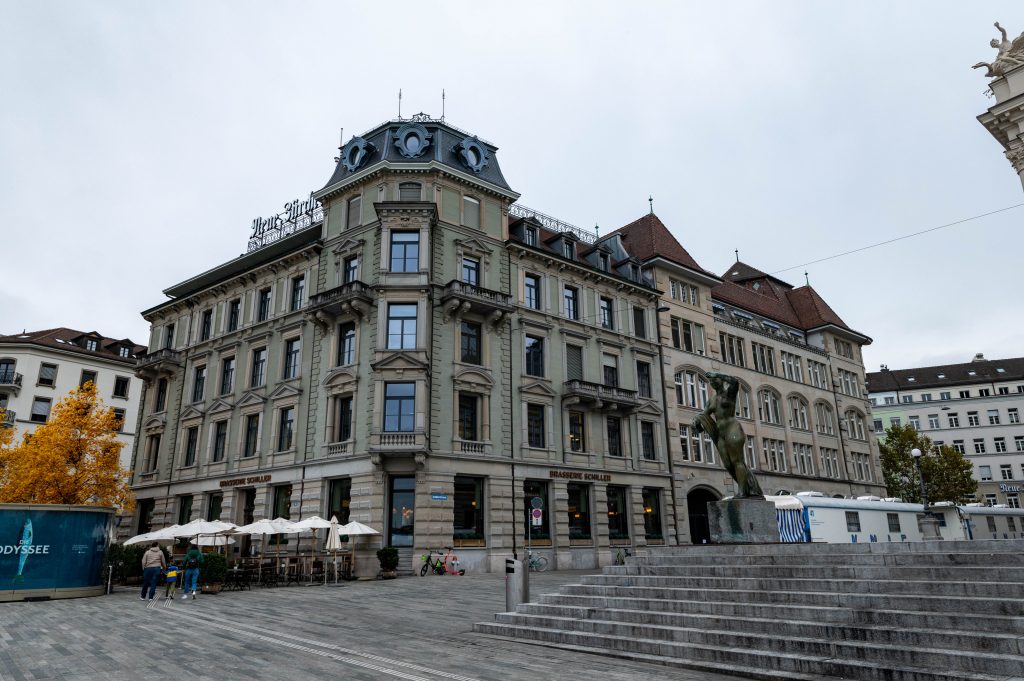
top-left (566, 345), bottom-right (583, 381)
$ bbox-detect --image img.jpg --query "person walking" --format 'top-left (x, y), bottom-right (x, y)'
top-left (181, 543), bottom-right (203, 599)
top-left (140, 542), bottom-right (165, 601)
top-left (163, 559), bottom-right (180, 601)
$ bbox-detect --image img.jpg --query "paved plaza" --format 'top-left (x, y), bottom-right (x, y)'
top-left (0, 569), bottom-right (746, 681)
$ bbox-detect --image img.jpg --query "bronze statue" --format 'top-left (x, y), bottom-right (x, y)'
top-left (974, 22), bottom-right (1024, 78)
top-left (693, 372), bottom-right (764, 499)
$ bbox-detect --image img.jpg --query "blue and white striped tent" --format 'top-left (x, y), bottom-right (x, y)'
top-left (767, 495), bottom-right (809, 543)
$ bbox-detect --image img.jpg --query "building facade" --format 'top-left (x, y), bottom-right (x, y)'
top-left (130, 115), bottom-right (882, 572)
top-left (868, 355), bottom-right (1024, 507)
top-left (0, 328), bottom-right (145, 469)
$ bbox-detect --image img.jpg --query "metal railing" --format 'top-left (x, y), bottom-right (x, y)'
top-left (0, 372), bottom-right (22, 387)
top-left (508, 204), bottom-right (598, 244)
top-left (308, 280), bottom-right (373, 308)
top-left (441, 280), bottom-right (512, 307)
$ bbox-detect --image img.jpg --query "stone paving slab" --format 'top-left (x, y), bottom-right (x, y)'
top-left (0, 570), bottom-right (748, 681)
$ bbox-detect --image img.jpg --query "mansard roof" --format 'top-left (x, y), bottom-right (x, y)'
top-left (0, 327), bottom-right (145, 363)
top-left (867, 356), bottom-right (1024, 392)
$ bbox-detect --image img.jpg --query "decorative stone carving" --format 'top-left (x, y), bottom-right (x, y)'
top-left (974, 22), bottom-right (1024, 78)
top-left (1005, 145), bottom-right (1024, 172)
top-left (393, 123), bottom-right (432, 158)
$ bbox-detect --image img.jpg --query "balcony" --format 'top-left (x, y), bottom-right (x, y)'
top-left (1, 410), bottom-right (14, 428)
top-left (308, 280), bottom-right (374, 318)
top-left (368, 429), bottom-right (427, 460)
top-left (0, 372), bottom-right (22, 395)
top-left (440, 280), bottom-right (513, 324)
top-left (563, 379), bottom-right (640, 412)
top-left (135, 348), bottom-right (183, 378)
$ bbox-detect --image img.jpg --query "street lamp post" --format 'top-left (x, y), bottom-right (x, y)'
top-left (911, 447), bottom-right (943, 540)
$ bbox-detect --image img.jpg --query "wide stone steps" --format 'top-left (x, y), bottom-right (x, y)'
top-left (609, 564), bottom-right (1024, 581)
top-left (641, 540), bottom-right (1018, 557)
top-left (580, 573), bottom-right (1024, 598)
top-left (511, 604), bottom-right (1023, 655)
top-left (630, 551), bottom-right (1024, 568)
top-left (474, 621), bottom-right (1015, 681)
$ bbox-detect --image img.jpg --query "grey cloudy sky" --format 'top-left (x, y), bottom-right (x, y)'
top-left (1, 1), bottom-right (1021, 372)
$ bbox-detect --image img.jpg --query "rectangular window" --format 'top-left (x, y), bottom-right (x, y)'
top-left (979, 465), bottom-right (992, 481)
top-left (602, 354), bottom-right (618, 387)
top-left (290, 276), bottom-right (305, 311)
top-left (390, 231), bottom-right (420, 272)
top-left (272, 484), bottom-right (292, 520)
top-left (751, 343), bottom-right (775, 375)
top-left (212, 421), bottom-right (227, 462)
top-left (337, 322), bottom-right (356, 365)
top-left (606, 416), bottom-right (622, 457)
top-left (960, 390), bottom-right (970, 399)
top-left (793, 443), bottom-right (814, 475)
top-left (563, 286), bottom-right (579, 320)
top-left (988, 409), bottom-right (1001, 425)
top-left (277, 407), bottom-right (295, 451)
top-left (952, 440), bottom-right (965, 454)
top-left (641, 421), bottom-right (656, 460)
top-left (206, 492), bottom-right (223, 522)
top-left (928, 414), bottom-right (940, 429)
top-left (995, 438), bottom-right (1007, 453)
top-left (599, 253), bottom-right (609, 271)
top-left (762, 438), bottom-right (788, 472)
top-left (347, 196), bottom-right (361, 229)
top-left (164, 323), bottom-right (175, 350)
top-left (566, 483), bottom-right (592, 541)
top-left (220, 358), bottom-right (235, 395)
top-left (902, 395), bottom-right (913, 404)
top-left (227, 298), bottom-right (241, 332)
top-left (908, 415), bottom-right (920, 431)
top-left (37, 363), bottom-right (57, 387)
top-left (399, 183), bottom-right (420, 201)
top-left (177, 495), bottom-right (193, 525)
top-left (460, 322), bottom-right (482, 365)
top-left (642, 488), bottom-right (663, 541)
top-left (30, 396), bottom-right (51, 423)
top-left (678, 424), bottom-right (690, 460)
top-left (781, 352), bottom-right (803, 382)
top-left (200, 309), bottom-right (213, 341)
top-left (523, 480), bottom-right (549, 541)
top-left (524, 226), bottom-right (538, 247)
top-left (112, 408), bottom-right (125, 432)
top-left (568, 411), bottom-right (585, 452)
top-left (527, 404), bottom-right (545, 448)
top-left (243, 414), bottom-right (259, 457)
top-left (948, 413), bottom-right (959, 428)
top-left (565, 344), bottom-right (583, 381)
top-left (462, 257), bottom-right (480, 286)
top-left (387, 303), bottom-right (417, 350)
top-left (337, 396), bottom-right (353, 442)
top-left (682, 319), bottom-right (705, 355)
top-left (155, 378), bottom-right (168, 412)
top-left (1001, 464), bottom-right (1013, 480)
top-left (719, 333), bottom-right (745, 367)
top-left (343, 256), bottom-right (359, 284)
top-left (968, 412), bottom-right (980, 427)
top-left (283, 338), bottom-right (301, 379)
top-left (453, 477), bottom-right (484, 546)
top-left (524, 274), bottom-right (541, 310)
top-left (184, 426), bottom-right (198, 467)
top-left (384, 383), bottom-right (416, 432)
top-left (974, 439), bottom-right (986, 454)
top-left (940, 391), bottom-right (951, 400)
top-left (670, 318), bottom-right (681, 348)
top-left (463, 197), bottom-right (480, 229)
top-left (606, 486), bottom-right (629, 541)
top-left (80, 369), bottom-right (97, 388)
top-left (328, 478), bottom-right (352, 525)
top-left (887, 513), bottom-right (901, 533)
top-left (599, 297), bottom-right (614, 329)
top-left (257, 288), bottom-right (272, 322)
top-left (562, 240), bottom-right (575, 260)
top-left (525, 336), bottom-right (544, 377)
top-left (113, 376), bottom-right (130, 398)
top-left (636, 361), bottom-right (652, 398)
top-left (633, 307), bottom-right (646, 339)
top-left (191, 366), bottom-right (206, 403)
top-left (458, 394), bottom-right (478, 441)
top-left (251, 348), bottom-right (266, 387)
top-left (1017, 436), bottom-right (1024, 452)
top-left (845, 511), bottom-right (862, 533)
top-left (1009, 408), bottom-right (1020, 424)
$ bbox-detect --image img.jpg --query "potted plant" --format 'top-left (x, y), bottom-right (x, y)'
top-left (199, 552), bottom-right (227, 594)
top-left (376, 546), bottom-right (399, 579)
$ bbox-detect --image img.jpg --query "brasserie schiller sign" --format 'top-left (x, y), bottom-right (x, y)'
top-left (549, 470), bottom-right (612, 482)
top-left (219, 475), bottom-right (272, 488)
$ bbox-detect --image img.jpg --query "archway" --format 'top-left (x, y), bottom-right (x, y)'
top-left (686, 487), bottom-right (721, 545)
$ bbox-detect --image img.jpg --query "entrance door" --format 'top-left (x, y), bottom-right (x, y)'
top-left (388, 476), bottom-right (416, 546)
top-left (240, 489), bottom-right (256, 556)
top-left (687, 488), bottom-right (720, 545)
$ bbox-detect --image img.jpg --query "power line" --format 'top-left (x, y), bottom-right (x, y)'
top-left (770, 203), bottom-right (1024, 275)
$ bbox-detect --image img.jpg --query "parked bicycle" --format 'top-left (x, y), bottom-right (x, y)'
top-left (419, 547), bottom-right (465, 576)
top-left (526, 550), bottom-right (548, 572)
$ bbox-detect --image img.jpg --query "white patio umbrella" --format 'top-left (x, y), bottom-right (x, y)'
top-left (325, 516), bottom-right (343, 584)
top-left (337, 521), bottom-right (381, 579)
top-left (123, 524), bottom-right (181, 546)
top-left (195, 535), bottom-right (236, 547)
top-left (234, 518), bottom-right (295, 579)
top-left (291, 516), bottom-right (333, 582)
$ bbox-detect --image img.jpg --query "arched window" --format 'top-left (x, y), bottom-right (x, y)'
top-left (814, 402), bottom-right (835, 436)
top-left (845, 409), bottom-right (866, 440)
top-left (399, 182), bottom-right (421, 201)
top-left (788, 395), bottom-right (809, 430)
top-left (757, 389), bottom-right (782, 425)
top-left (674, 369), bottom-right (708, 409)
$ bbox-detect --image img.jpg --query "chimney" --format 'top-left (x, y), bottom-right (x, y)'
top-left (972, 353), bottom-right (986, 362)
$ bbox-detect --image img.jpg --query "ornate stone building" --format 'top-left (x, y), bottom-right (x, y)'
top-left (129, 115), bottom-right (882, 572)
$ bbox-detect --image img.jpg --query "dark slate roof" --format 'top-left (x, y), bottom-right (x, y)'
top-left (0, 328), bottom-right (145, 363)
top-left (603, 213), bottom-right (718, 279)
top-left (319, 118), bottom-right (514, 195)
top-left (867, 356), bottom-right (1024, 392)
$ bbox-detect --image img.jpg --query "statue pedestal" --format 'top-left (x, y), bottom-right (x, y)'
top-left (708, 498), bottom-right (778, 544)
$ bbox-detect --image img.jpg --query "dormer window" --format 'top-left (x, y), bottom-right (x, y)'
top-left (524, 226), bottom-right (538, 246)
top-left (630, 264), bottom-right (639, 280)
top-left (119, 346), bottom-right (130, 358)
top-left (85, 339), bottom-right (98, 351)
top-left (562, 240), bottom-right (575, 260)
top-left (599, 253), bottom-right (609, 272)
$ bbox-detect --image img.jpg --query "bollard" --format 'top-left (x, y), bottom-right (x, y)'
top-left (504, 558), bottom-right (528, 611)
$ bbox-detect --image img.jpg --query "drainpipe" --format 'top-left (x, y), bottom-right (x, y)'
top-left (507, 246), bottom-right (518, 561)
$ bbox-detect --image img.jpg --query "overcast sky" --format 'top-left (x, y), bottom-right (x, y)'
top-left (1, 2), bottom-right (1021, 372)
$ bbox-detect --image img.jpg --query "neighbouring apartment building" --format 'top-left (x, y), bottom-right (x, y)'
top-left (0, 328), bottom-right (145, 469)
top-left (130, 114), bottom-right (881, 572)
top-left (868, 355), bottom-right (1024, 507)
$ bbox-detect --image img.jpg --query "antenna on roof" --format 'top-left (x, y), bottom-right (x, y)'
top-left (594, 223), bottom-right (600, 237)
top-left (804, 271), bottom-right (810, 286)
top-left (398, 89), bottom-right (402, 119)
top-left (334, 127), bottom-right (344, 162)
top-left (735, 249), bottom-right (739, 262)
top-left (648, 195), bottom-right (653, 214)
top-left (441, 89), bottom-right (446, 121)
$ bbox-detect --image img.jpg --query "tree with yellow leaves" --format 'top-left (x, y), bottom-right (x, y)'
top-left (0, 382), bottom-right (134, 511)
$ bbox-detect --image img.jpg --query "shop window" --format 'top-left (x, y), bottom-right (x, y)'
top-left (453, 477), bottom-right (485, 547)
top-left (607, 486), bottom-right (629, 542)
top-left (642, 488), bottom-right (663, 542)
top-left (206, 492), bottom-right (223, 522)
top-left (523, 480), bottom-right (550, 544)
top-left (567, 483), bottom-right (592, 543)
top-left (178, 495), bottom-right (193, 525)
top-left (328, 478), bottom-right (351, 525)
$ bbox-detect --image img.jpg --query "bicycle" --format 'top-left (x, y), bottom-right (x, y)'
top-left (419, 547), bottom-right (466, 576)
top-left (526, 550), bottom-right (548, 572)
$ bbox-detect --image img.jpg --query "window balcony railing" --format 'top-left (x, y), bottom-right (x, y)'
top-left (307, 280), bottom-right (374, 318)
top-left (457, 439), bottom-right (488, 454)
top-left (563, 379), bottom-right (640, 411)
top-left (440, 280), bottom-right (513, 323)
top-left (325, 441), bottom-right (351, 457)
top-left (0, 372), bottom-right (22, 393)
top-left (369, 430), bottom-right (427, 453)
top-left (135, 349), bottom-right (183, 378)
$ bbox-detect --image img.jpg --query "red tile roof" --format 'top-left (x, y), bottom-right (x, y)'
top-left (0, 328), bottom-right (145, 364)
top-left (604, 214), bottom-right (717, 278)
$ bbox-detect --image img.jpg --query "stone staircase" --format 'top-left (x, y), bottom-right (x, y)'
top-left (474, 540), bottom-right (1024, 681)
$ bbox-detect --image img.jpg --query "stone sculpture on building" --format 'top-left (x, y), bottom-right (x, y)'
top-left (693, 372), bottom-right (764, 499)
top-left (973, 22), bottom-right (1024, 78)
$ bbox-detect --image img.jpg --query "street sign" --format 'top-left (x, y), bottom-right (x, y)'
top-left (531, 496), bottom-right (543, 510)
top-left (531, 508), bottom-right (543, 526)
top-left (431, 493), bottom-right (448, 501)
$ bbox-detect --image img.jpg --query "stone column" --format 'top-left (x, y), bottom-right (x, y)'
top-left (487, 474), bottom-right (515, 572)
top-left (552, 479), bottom-right (570, 569)
top-left (630, 486), bottom-right (647, 550)
top-left (593, 485), bottom-right (612, 567)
